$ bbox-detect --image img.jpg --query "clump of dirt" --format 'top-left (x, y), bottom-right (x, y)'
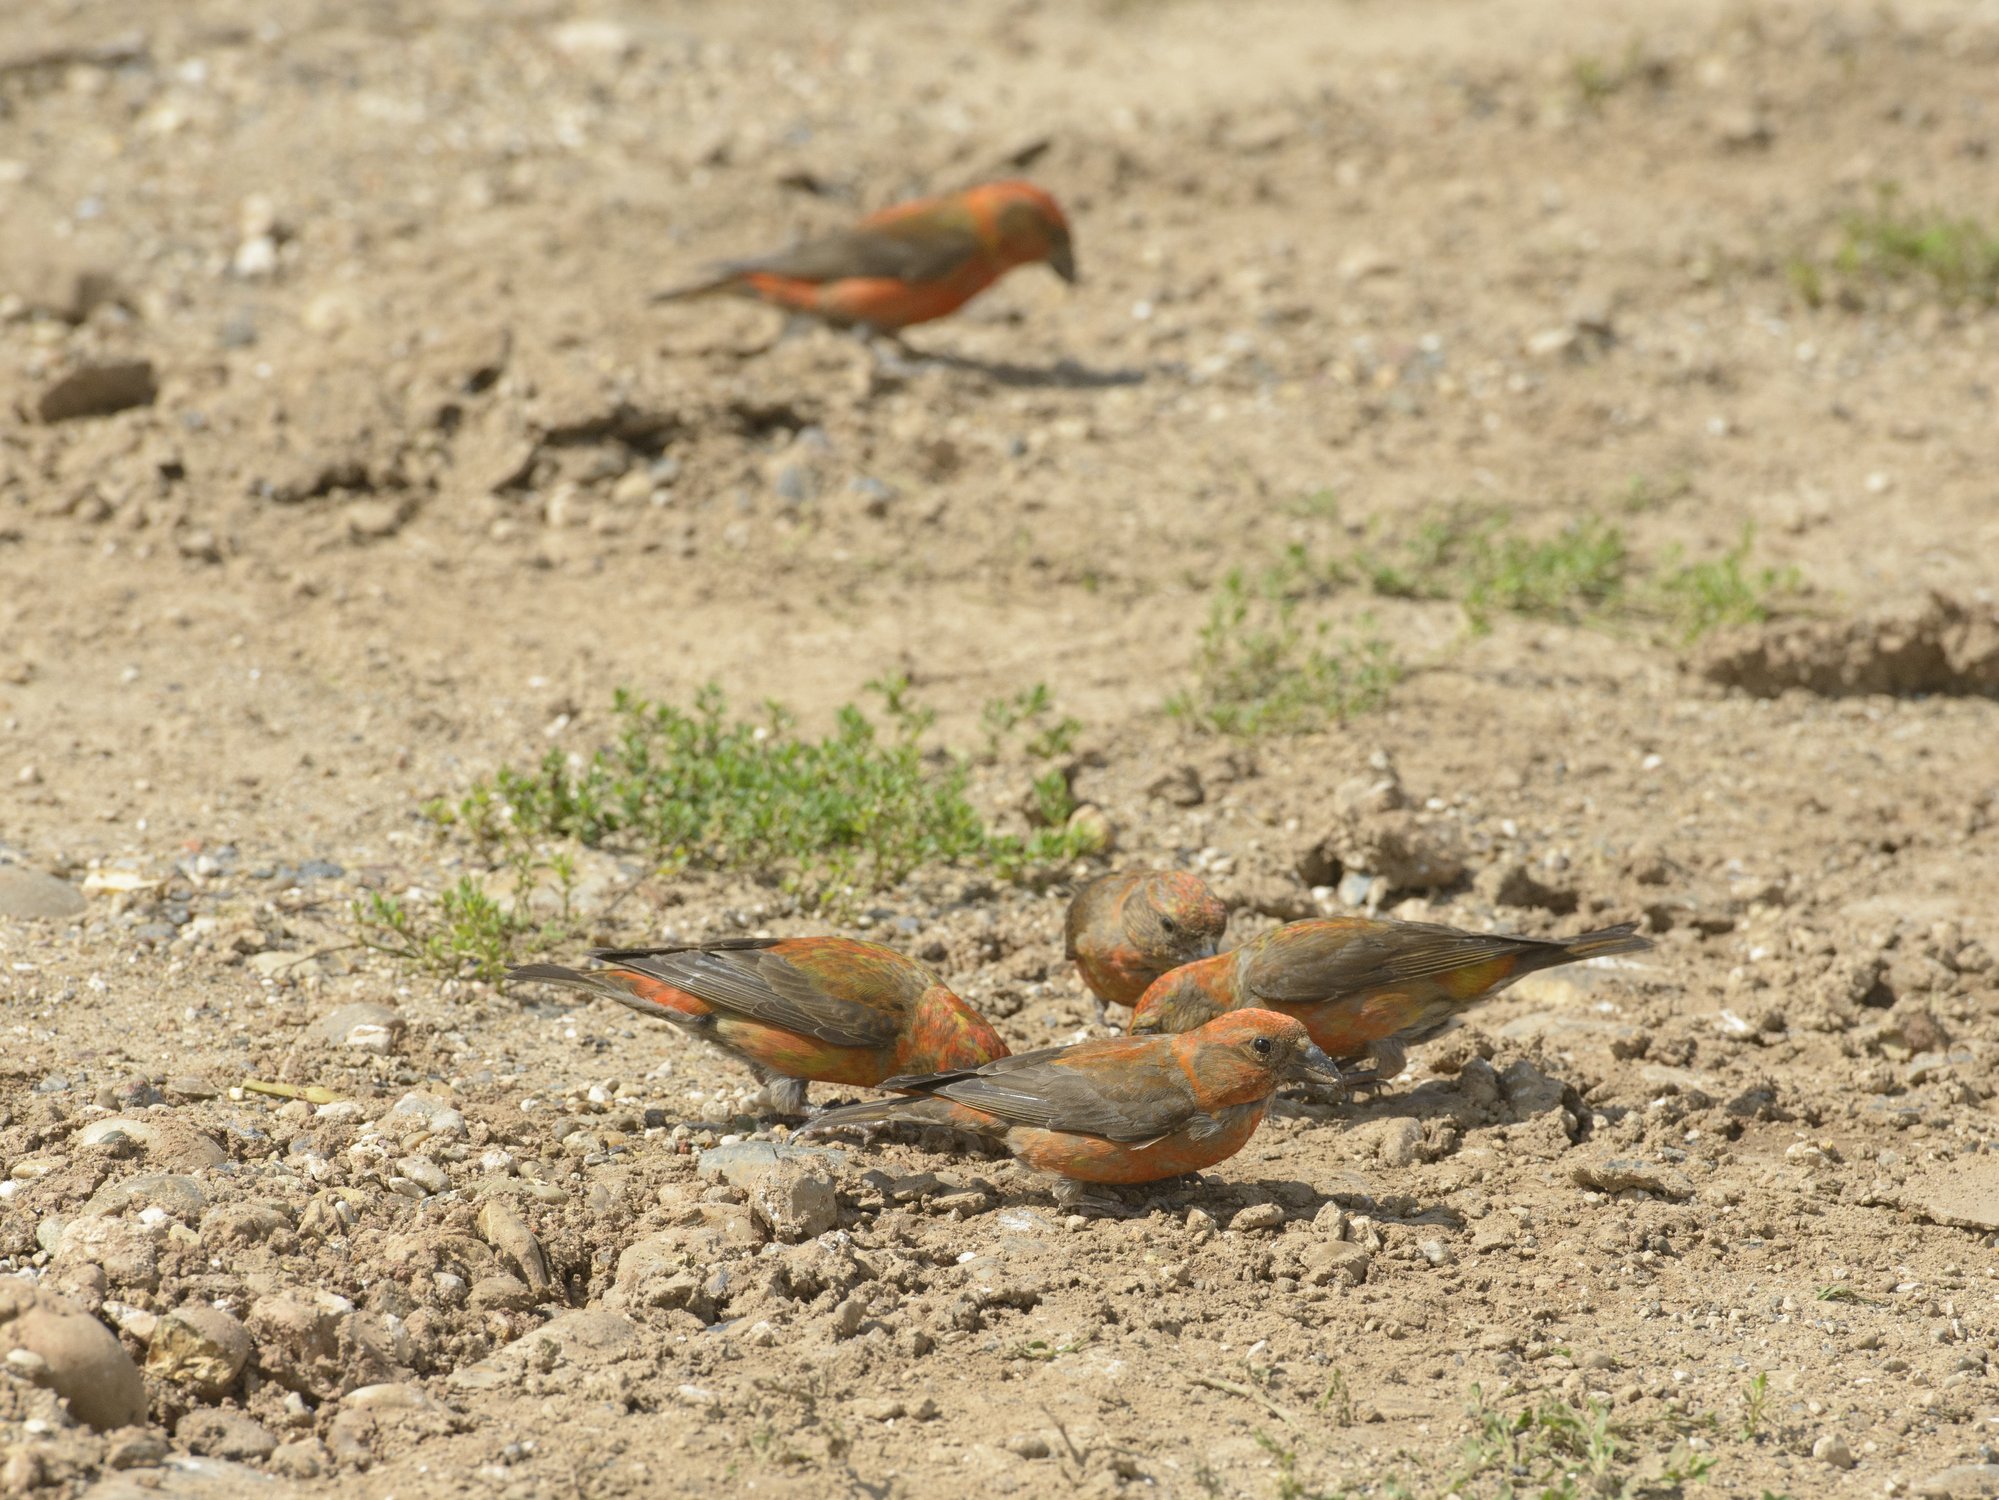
top-left (1699, 592), bottom-right (1999, 698)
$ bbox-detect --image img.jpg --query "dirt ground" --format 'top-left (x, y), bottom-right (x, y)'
top-left (4, 0), bottom-right (1999, 1495)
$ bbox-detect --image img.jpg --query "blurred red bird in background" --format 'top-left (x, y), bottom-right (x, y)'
top-left (509, 938), bottom-right (1008, 1115)
top-left (653, 179), bottom-right (1077, 333)
top-left (804, 1008), bottom-right (1340, 1211)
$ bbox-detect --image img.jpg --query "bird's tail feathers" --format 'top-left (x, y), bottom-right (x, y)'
top-left (1533, 921), bottom-right (1653, 970)
top-left (506, 963), bottom-right (629, 1002)
top-left (650, 272), bottom-right (742, 305)
top-left (799, 1095), bottom-right (966, 1137)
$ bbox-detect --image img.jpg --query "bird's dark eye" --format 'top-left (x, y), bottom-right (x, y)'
top-left (1252, 1037), bottom-right (1272, 1057)
top-left (1159, 916), bottom-right (1178, 934)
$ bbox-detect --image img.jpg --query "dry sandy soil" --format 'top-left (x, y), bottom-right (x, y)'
top-left (3, 0), bottom-right (1999, 1495)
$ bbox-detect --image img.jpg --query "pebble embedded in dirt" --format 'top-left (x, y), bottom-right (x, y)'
top-left (0, 1281), bottom-right (148, 1432)
top-left (176, 1409), bottom-right (279, 1462)
top-left (1229, 1202), bottom-right (1285, 1232)
top-left (307, 1001), bottom-right (406, 1053)
top-left (145, 1304), bottom-right (254, 1398)
top-left (0, 864), bottom-right (87, 919)
top-left (748, 1159), bottom-right (839, 1241)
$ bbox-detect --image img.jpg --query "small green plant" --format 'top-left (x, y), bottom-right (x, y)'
top-left (1027, 767), bottom-right (1077, 828)
top-left (1167, 569), bottom-right (1400, 736)
top-left (1648, 527), bottom-right (1802, 640)
top-left (1835, 189), bottom-right (1999, 305)
top-left (1461, 515), bottom-right (1629, 630)
top-left (1617, 472), bottom-right (1693, 514)
top-left (1785, 257), bottom-right (1826, 309)
top-left (1455, 1386), bottom-right (1715, 1499)
top-left (1288, 487), bottom-right (1344, 520)
top-left (1350, 506), bottom-right (1630, 632)
top-left (1739, 1371), bottom-right (1770, 1442)
top-left (1568, 42), bottom-right (1665, 108)
top-left (353, 849), bottom-right (579, 981)
top-left (1253, 1430), bottom-right (1345, 1500)
top-left (1350, 503), bottom-right (1797, 641)
top-left (439, 679), bottom-right (1091, 908)
top-left (1315, 1368), bottom-right (1356, 1427)
top-left (980, 681), bottom-right (1082, 761)
top-left (369, 681), bottom-right (1100, 974)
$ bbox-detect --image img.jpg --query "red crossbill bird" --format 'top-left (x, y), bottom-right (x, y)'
top-left (508, 938), bottom-right (1008, 1116)
top-left (652, 180), bottom-right (1076, 334)
top-left (1065, 869), bottom-right (1228, 1025)
top-left (1128, 918), bottom-right (1652, 1085)
top-left (803, 1008), bottom-right (1340, 1211)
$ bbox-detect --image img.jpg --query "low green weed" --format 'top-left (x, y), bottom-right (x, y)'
top-left (1166, 569), bottom-right (1400, 736)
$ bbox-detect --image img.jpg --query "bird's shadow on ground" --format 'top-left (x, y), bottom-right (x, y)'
top-left (888, 349), bottom-right (1148, 390)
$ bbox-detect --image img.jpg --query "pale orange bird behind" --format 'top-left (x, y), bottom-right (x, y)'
top-left (1065, 869), bottom-right (1228, 1024)
top-left (508, 938), bottom-right (1007, 1116)
top-left (653, 180), bottom-right (1076, 333)
top-left (803, 1008), bottom-right (1341, 1212)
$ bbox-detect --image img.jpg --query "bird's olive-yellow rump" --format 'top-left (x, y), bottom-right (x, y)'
top-left (1128, 917), bottom-right (1652, 1083)
top-left (506, 938), bottom-right (1008, 1116)
top-left (653, 180), bottom-right (1076, 333)
top-left (1064, 869), bottom-right (1229, 1019)
top-left (803, 1008), bottom-right (1340, 1207)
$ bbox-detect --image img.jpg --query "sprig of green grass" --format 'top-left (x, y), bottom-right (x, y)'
top-left (980, 681), bottom-right (1082, 761)
top-left (1650, 527), bottom-right (1803, 641)
top-left (1166, 569), bottom-right (1401, 737)
top-left (1455, 1386), bottom-right (1716, 1499)
top-left (354, 849), bottom-right (580, 981)
top-left (1835, 191), bottom-right (1999, 305)
top-left (1317, 500), bottom-right (1799, 640)
top-left (1791, 188), bottom-right (1999, 309)
top-left (370, 679), bottom-right (1096, 978)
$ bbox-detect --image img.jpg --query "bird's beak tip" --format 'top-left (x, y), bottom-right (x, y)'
top-left (1049, 248), bottom-right (1078, 284)
top-left (1290, 1044), bottom-right (1346, 1089)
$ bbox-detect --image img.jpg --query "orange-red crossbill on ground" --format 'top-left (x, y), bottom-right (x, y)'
top-left (1065, 869), bottom-right (1228, 1023)
top-left (803, 1008), bottom-right (1339, 1209)
top-left (653, 180), bottom-right (1076, 333)
top-left (1128, 918), bottom-right (1651, 1084)
top-left (508, 939), bottom-right (1008, 1115)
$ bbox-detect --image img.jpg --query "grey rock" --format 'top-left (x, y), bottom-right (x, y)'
top-left (748, 1160), bottom-right (839, 1242)
top-left (55, 1215), bottom-right (161, 1291)
top-left (199, 1201), bottom-right (292, 1246)
top-left (308, 1001), bottom-right (404, 1053)
top-left (83, 1458), bottom-right (280, 1498)
top-left (0, 865), bottom-right (86, 920)
top-left (381, 1091), bottom-right (467, 1141)
top-left (83, 1173), bottom-right (207, 1221)
top-left (268, 1441), bottom-right (326, 1479)
top-left (695, 1140), bottom-right (846, 1186)
top-left (1916, 1466), bottom-right (1999, 1498)
top-left (1322, 809), bottom-right (1464, 891)
top-left (448, 1307), bottom-right (640, 1392)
